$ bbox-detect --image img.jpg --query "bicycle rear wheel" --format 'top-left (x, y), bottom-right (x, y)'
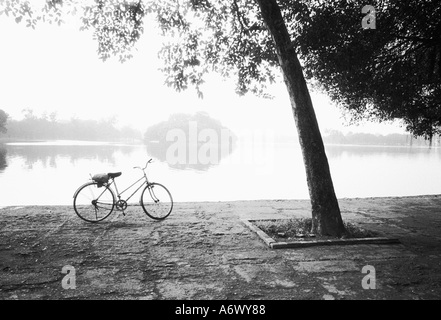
top-left (73, 182), bottom-right (115, 223)
top-left (141, 183), bottom-right (173, 220)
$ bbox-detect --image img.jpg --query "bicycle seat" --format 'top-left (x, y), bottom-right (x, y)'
top-left (108, 172), bottom-right (122, 179)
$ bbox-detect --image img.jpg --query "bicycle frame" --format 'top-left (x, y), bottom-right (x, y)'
top-left (105, 161), bottom-right (153, 205)
top-left (107, 174), bottom-right (148, 204)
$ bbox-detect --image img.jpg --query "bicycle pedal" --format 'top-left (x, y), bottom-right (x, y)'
top-left (122, 211), bottom-right (126, 216)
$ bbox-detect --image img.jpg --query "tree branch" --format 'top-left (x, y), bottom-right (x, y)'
top-left (232, 0), bottom-right (247, 34)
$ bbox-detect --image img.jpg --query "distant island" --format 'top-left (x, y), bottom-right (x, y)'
top-left (144, 112), bottom-right (238, 171)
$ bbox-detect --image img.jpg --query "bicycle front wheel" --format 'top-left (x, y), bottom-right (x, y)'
top-left (141, 183), bottom-right (173, 220)
top-left (73, 182), bottom-right (115, 223)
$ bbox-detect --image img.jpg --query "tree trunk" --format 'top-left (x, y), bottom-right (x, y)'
top-left (255, 0), bottom-right (346, 237)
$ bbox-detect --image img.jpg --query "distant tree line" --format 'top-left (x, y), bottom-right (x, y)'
top-left (0, 109), bottom-right (141, 142)
top-left (323, 130), bottom-right (439, 147)
top-left (0, 109), bottom-right (8, 134)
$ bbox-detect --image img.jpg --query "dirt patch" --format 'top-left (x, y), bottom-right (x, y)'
top-left (253, 218), bottom-right (379, 242)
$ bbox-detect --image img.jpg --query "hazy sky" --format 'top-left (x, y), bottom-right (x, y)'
top-left (0, 11), bottom-right (406, 136)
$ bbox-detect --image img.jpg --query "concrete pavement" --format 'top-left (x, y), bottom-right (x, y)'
top-left (1, 196), bottom-right (441, 300)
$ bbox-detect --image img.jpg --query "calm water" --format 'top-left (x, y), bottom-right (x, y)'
top-left (0, 140), bottom-right (440, 206)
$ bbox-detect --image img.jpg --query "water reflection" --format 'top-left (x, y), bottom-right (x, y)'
top-left (1, 139), bottom-right (440, 206)
top-left (0, 145), bottom-right (7, 172)
top-left (145, 113), bottom-right (238, 171)
top-left (325, 144), bottom-right (440, 159)
top-left (3, 142), bottom-right (138, 169)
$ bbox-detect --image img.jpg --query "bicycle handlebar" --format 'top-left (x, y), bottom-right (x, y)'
top-left (133, 158), bottom-right (153, 171)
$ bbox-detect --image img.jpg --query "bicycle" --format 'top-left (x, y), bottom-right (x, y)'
top-left (73, 159), bottom-right (173, 223)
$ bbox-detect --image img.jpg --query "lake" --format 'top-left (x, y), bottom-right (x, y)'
top-left (0, 139), bottom-right (440, 206)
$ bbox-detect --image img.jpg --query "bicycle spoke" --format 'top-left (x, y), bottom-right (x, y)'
top-left (87, 187), bottom-right (94, 200)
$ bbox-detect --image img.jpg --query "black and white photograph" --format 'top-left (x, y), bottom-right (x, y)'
top-left (1, 0), bottom-right (440, 305)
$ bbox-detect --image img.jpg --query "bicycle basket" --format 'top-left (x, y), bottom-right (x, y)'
top-left (92, 173), bottom-right (109, 187)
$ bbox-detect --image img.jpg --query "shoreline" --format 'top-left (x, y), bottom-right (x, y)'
top-left (2, 137), bottom-right (438, 148)
top-left (2, 193), bottom-right (440, 209)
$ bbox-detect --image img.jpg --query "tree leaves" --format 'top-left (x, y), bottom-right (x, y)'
top-left (293, 0), bottom-right (441, 138)
top-left (80, 0), bottom-right (147, 63)
top-left (152, 0), bottom-right (278, 98)
top-left (1, 0), bottom-right (279, 98)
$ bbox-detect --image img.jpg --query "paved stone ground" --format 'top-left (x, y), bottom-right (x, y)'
top-left (1, 195), bottom-right (441, 300)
